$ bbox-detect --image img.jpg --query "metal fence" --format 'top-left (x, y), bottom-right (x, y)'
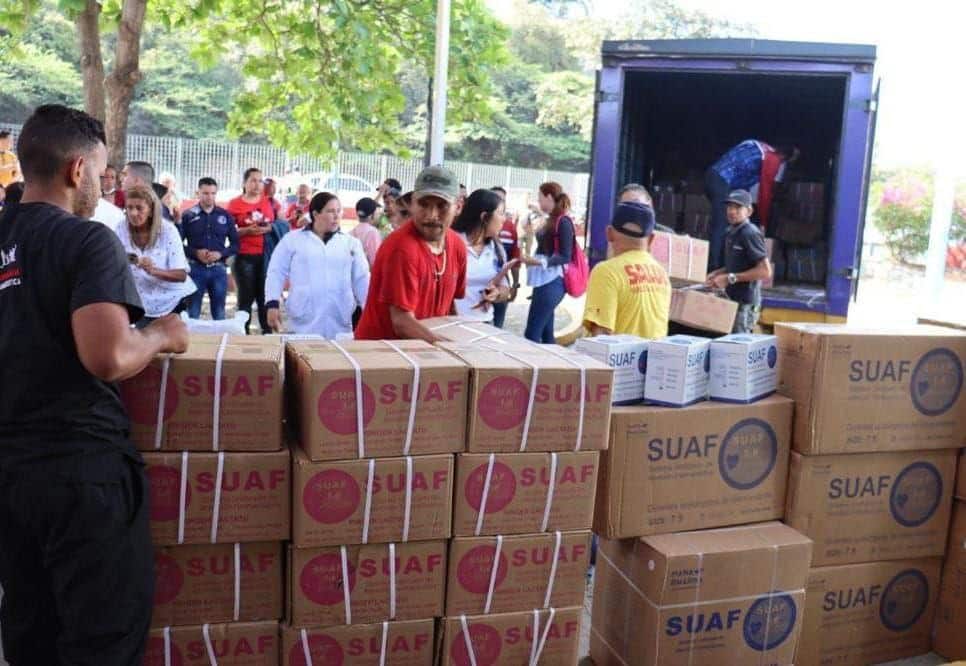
top-left (0, 123), bottom-right (590, 214)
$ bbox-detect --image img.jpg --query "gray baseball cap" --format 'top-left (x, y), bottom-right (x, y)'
top-left (413, 165), bottom-right (459, 203)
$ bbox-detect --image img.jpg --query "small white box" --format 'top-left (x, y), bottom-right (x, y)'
top-left (575, 334), bottom-right (648, 405)
top-left (643, 335), bottom-right (711, 407)
top-left (709, 333), bottom-right (779, 403)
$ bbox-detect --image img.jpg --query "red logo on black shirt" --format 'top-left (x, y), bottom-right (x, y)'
top-left (0, 243), bottom-right (21, 291)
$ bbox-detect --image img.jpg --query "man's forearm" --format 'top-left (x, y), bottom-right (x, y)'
top-left (391, 309), bottom-right (441, 343)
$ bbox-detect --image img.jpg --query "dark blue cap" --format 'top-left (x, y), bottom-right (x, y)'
top-left (610, 201), bottom-right (656, 238)
top-left (725, 190), bottom-right (753, 207)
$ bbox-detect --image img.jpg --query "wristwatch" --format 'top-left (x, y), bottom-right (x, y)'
top-left (727, 272), bottom-right (738, 285)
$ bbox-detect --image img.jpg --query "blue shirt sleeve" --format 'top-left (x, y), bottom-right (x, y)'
top-left (224, 216), bottom-right (239, 258)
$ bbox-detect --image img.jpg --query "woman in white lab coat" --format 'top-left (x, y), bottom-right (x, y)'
top-left (265, 192), bottom-right (370, 338)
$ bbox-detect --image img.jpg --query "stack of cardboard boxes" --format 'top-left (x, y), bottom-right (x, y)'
top-left (776, 323), bottom-right (966, 665)
top-left (589, 331), bottom-right (818, 664)
top-left (121, 336), bottom-right (290, 664)
top-left (933, 450), bottom-right (966, 660)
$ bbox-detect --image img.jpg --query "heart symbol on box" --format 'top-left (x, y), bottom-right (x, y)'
top-left (886, 600), bottom-right (897, 615)
top-left (918, 380), bottom-right (930, 396)
top-left (750, 620), bottom-right (762, 634)
top-left (895, 493), bottom-right (909, 508)
top-left (727, 454), bottom-right (740, 470)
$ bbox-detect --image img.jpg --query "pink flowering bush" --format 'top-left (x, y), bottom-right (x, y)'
top-left (874, 174), bottom-right (966, 265)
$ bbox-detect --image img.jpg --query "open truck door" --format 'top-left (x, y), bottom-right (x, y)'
top-left (851, 78), bottom-right (881, 304)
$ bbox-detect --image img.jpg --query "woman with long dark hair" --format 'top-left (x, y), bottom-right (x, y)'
top-left (522, 181), bottom-right (574, 343)
top-left (451, 189), bottom-right (519, 322)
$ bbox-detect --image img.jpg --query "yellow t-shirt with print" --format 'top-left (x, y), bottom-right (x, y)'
top-left (582, 248), bottom-right (671, 339)
top-left (0, 150), bottom-right (21, 187)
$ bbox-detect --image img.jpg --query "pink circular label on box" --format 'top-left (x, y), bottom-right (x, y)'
top-left (143, 637), bottom-right (184, 666)
top-left (450, 623), bottom-right (502, 666)
top-left (153, 553), bottom-right (184, 605)
top-left (465, 461), bottom-right (516, 514)
top-left (303, 469), bottom-right (361, 524)
top-left (457, 545), bottom-right (508, 595)
top-left (121, 364), bottom-right (178, 426)
top-left (148, 465), bottom-right (189, 522)
top-left (478, 377), bottom-right (529, 430)
top-left (317, 378), bottom-right (377, 435)
top-left (289, 634), bottom-right (344, 666)
top-left (300, 553), bottom-right (357, 606)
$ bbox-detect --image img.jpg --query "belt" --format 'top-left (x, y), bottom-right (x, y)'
top-left (190, 259), bottom-right (225, 268)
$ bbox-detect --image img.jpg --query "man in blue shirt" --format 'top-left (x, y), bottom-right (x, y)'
top-left (180, 177), bottom-right (238, 319)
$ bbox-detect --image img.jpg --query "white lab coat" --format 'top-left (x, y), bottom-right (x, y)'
top-left (265, 228), bottom-right (370, 338)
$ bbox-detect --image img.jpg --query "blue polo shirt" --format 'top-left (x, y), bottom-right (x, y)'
top-left (180, 204), bottom-right (239, 262)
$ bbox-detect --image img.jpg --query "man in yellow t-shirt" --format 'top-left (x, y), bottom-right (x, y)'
top-left (0, 131), bottom-right (22, 188)
top-left (583, 201), bottom-right (670, 339)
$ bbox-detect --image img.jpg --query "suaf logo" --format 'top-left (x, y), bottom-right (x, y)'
top-left (889, 462), bottom-right (943, 528)
top-left (718, 418), bottom-right (779, 491)
top-left (910, 348), bottom-right (963, 416)
top-left (638, 349), bottom-right (648, 376)
top-left (879, 569), bottom-right (930, 632)
top-left (743, 593), bottom-right (798, 651)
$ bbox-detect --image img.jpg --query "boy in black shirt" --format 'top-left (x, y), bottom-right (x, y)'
top-left (0, 105), bottom-right (188, 665)
top-left (705, 189), bottom-right (772, 333)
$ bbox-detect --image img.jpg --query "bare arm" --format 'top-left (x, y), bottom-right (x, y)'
top-left (390, 305), bottom-right (442, 343)
top-left (738, 258), bottom-right (772, 283)
top-left (72, 304), bottom-right (188, 382)
top-left (146, 267), bottom-right (188, 283)
top-left (588, 323), bottom-right (613, 336)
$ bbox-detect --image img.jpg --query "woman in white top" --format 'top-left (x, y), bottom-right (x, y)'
top-left (265, 192), bottom-right (370, 338)
top-left (114, 184), bottom-right (196, 327)
top-left (452, 189), bottom-right (519, 322)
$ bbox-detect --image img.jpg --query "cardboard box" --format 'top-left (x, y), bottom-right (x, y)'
top-left (669, 289), bottom-right (738, 335)
top-left (958, 450), bottom-right (965, 499)
top-left (643, 335), bottom-right (711, 407)
top-left (796, 558), bottom-right (942, 666)
top-left (437, 607), bottom-right (582, 666)
top-left (288, 541), bottom-right (446, 626)
top-left (292, 449), bottom-right (453, 547)
top-left (776, 323), bottom-right (966, 454)
top-left (121, 337), bottom-right (285, 452)
top-left (280, 620), bottom-right (434, 666)
top-left (591, 522), bottom-right (812, 666)
top-left (144, 450), bottom-right (291, 545)
top-left (144, 621), bottom-right (279, 665)
top-left (596, 396), bottom-right (792, 538)
top-left (574, 335), bottom-right (648, 405)
top-left (422, 317), bottom-right (522, 344)
top-left (933, 499), bottom-right (966, 660)
top-left (453, 452), bottom-right (599, 537)
top-left (445, 531), bottom-right (591, 615)
top-left (439, 344), bottom-right (613, 453)
top-left (785, 449), bottom-right (957, 566)
top-left (773, 182), bottom-right (825, 245)
top-left (709, 333), bottom-right (779, 403)
top-left (650, 232), bottom-right (709, 283)
top-left (289, 343), bottom-right (468, 461)
top-left (151, 542), bottom-right (283, 627)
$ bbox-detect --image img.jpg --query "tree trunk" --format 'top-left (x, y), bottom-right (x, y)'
top-left (103, 0), bottom-right (148, 167)
top-left (423, 76), bottom-right (433, 167)
top-left (75, 0), bottom-right (106, 123)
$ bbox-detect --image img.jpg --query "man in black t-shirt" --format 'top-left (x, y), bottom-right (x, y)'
top-left (0, 105), bottom-right (188, 665)
top-left (705, 190), bottom-right (772, 333)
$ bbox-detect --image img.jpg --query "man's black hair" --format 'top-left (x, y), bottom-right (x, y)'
top-left (0, 130), bottom-right (11, 139)
top-left (491, 186), bottom-right (507, 195)
top-left (125, 160), bottom-right (155, 184)
top-left (384, 178), bottom-right (402, 191)
top-left (17, 105), bottom-right (106, 183)
top-left (198, 177), bottom-right (218, 188)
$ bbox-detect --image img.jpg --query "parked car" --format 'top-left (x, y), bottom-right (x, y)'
top-left (303, 172), bottom-right (375, 219)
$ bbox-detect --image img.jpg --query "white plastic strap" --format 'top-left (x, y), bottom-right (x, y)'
top-left (543, 531), bottom-right (561, 609)
top-left (202, 623), bottom-right (218, 665)
top-left (484, 535), bottom-right (504, 614)
top-left (759, 545), bottom-right (781, 665)
top-left (530, 607), bottom-right (557, 666)
top-left (177, 451), bottom-right (189, 544)
top-left (233, 542), bottom-right (241, 621)
top-left (209, 451), bottom-right (225, 543)
top-left (536, 346), bottom-right (586, 451)
top-left (474, 454), bottom-right (497, 536)
top-left (154, 355), bottom-right (171, 449)
top-left (540, 453), bottom-right (558, 533)
top-left (163, 627), bottom-right (172, 666)
top-left (211, 333), bottom-right (229, 451)
top-left (362, 459), bottom-right (375, 544)
top-left (300, 628), bottom-right (314, 666)
top-left (379, 621), bottom-right (389, 666)
top-left (388, 542), bottom-right (398, 619)
top-left (402, 456), bottom-right (413, 543)
top-left (382, 341), bottom-right (420, 455)
top-left (331, 340), bottom-right (366, 458)
top-left (460, 615), bottom-right (478, 666)
top-left (686, 237), bottom-right (695, 280)
top-left (500, 351), bottom-right (538, 452)
top-left (340, 545), bottom-right (352, 624)
top-left (430, 320), bottom-right (463, 331)
top-left (667, 235), bottom-right (675, 275)
top-left (686, 551), bottom-right (705, 666)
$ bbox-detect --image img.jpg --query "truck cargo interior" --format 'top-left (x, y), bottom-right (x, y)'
top-left (617, 70), bottom-right (848, 304)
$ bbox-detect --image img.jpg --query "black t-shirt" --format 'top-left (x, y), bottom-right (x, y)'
top-left (0, 202), bottom-right (144, 476)
top-left (724, 220), bottom-right (768, 305)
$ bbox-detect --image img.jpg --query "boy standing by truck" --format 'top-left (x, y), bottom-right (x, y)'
top-left (705, 190), bottom-right (772, 333)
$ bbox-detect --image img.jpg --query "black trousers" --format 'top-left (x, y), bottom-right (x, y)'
top-left (235, 254), bottom-right (270, 334)
top-left (0, 451), bottom-right (153, 665)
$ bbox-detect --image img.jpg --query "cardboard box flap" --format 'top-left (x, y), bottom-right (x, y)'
top-left (297, 348), bottom-right (465, 372)
top-left (441, 343), bottom-right (610, 372)
top-left (644, 521), bottom-right (812, 557)
top-left (776, 322), bottom-right (966, 339)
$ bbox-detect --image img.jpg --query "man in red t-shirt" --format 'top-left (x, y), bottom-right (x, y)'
top-left (227, 167), bottom-right (276, 333)
top-left (355, 165), bottom-right (467, 342)
top-left (285, 183), bottom-right (312, 229)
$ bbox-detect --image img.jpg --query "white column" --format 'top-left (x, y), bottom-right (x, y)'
top-left (429, 0), bottom-right (451, 165)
